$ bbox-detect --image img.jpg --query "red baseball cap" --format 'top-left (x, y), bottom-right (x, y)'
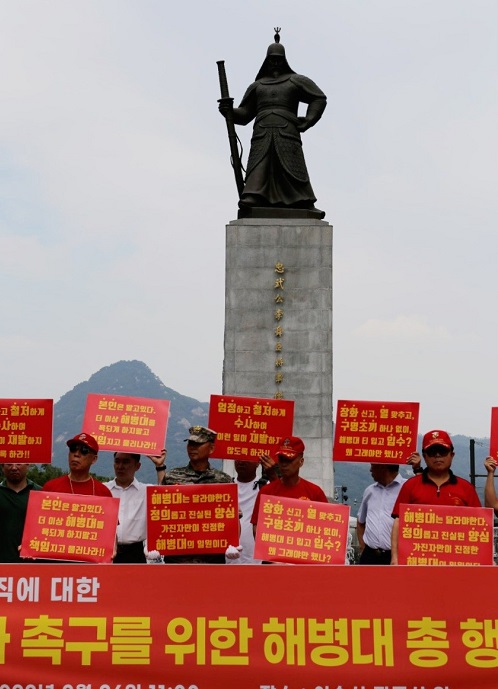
top-left (66, 432), bottom-right (99, 454)
top-left (422, 430), bottom-right (452, 451)
top-left (276, 436), bottom-right (305, 458)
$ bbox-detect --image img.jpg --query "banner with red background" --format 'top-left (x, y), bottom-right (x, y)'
top-left (147, 483), bottom-right (239, 555)
top-left (82, 393), bottom-right (170, 454)
top-left (489, 406), bottom-right (498, 459)
top-left (1, 564), bottom-right (497, 688)
top-left (333, 399), bottom-right (419, 463)
top-left (254, 494), bottom-right (350, 564)
top-left (0, 398), bottom-right (53, 463)
top-left (208, 394), bottom-right (294, 460)
top-left (20, 491), bottom-right (119, 563)
top-left (398, 504), bottom-right (494, 566)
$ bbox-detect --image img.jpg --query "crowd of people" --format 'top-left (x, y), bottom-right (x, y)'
top-left (1, 425), bottom-right (497, 565)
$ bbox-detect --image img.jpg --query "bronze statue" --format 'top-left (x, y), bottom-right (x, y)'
top-left (218, 29), bottom-right (327, 219)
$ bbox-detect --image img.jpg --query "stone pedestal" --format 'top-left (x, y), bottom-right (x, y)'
top-left (222, 217), bottom-right (334, 497)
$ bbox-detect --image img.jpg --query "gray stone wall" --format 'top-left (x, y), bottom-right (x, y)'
top-left (222, 217), bottom-right (334, 498)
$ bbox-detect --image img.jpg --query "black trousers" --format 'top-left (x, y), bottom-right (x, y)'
top-left (114, 541), bottom-right (146, 564)
top-left (359, 544), bottom-right (391, 565)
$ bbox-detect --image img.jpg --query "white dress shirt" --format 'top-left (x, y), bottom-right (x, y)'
top-left (104, 477), bottom-right (148, 544)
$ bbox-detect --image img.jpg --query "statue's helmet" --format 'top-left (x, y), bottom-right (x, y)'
top-left (266, 38), bottom-right (286, 58)
top-left (255, 29), bottom-right (295, 80)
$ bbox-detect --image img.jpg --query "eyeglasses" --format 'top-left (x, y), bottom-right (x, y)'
top-left (68, 444), bottom-right (94, 456)
top-left (424, 445), bottom-right (451, 458)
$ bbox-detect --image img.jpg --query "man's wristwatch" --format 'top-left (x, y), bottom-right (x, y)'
top-left (155, 465), bottom-right (166, 471)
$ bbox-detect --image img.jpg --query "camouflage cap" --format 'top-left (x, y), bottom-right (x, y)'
top-left (184, 425), bottom-right (217, 444)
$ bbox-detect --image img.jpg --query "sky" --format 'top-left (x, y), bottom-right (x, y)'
top-left (0, 1), bottom-right (497, 438)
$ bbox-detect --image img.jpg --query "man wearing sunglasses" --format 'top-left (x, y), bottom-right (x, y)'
top-left (390, 429), bottom-right (481, 565)
top-left (44, 433), bottom-right (112, 497)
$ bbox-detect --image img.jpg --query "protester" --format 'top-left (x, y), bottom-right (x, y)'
top-left (152, 426), bottom-right (232, 487)
top-left (149, 425), bottom-right (233, 563)
top-left (225, 459), bottom-right (269, 565)
top-left (105, 449), bottom-right (167, 563)
top-left (44, 433), bottom-right (112, 497)
top-left (42, 433), bottom-right (117, 563)
top-left (391, 429), bottom-right (481, 564)
top-left (250, 436), bottom-right (328, 535)
top-left (356, 464), bottom-right (406, 565)
top-left (0, 463), bottom-right (41, 562)
top-left (104, 452), bottom-right (148, 563)
top-left (357, 456), bottom-right (423, 565)
top-left (483, 456), bottom-right (498, 515)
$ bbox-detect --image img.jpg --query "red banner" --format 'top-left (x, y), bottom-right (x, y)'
top-left (489, 407), bottom-right (498, 459)
top-left (1, 564), bottom-right (497, 687)
top-left (398, 504), bottom-right (494, 566)
top-left (208, 394), bottom-right (294, 460)
top-left (146, 483), bottom-right (239, 555)
top-left (333, 399), bottom-right (419, 462)
top-left (82, 393), bottom-right (170, 454)
top-left (0, 398), bottom-right (53, 463)
top-left (254, 494), bottom-right (350, 564)
top-left (20, 491), bottom-right (119, 563)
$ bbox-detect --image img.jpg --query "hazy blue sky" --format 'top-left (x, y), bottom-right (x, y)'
top-left (1, 1), bottom-right (496, 437)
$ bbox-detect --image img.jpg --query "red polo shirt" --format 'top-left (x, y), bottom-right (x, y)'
top-left (251, 477), bottom-right (328, 525)
top-left (392, 470), bottom-right (481, 518)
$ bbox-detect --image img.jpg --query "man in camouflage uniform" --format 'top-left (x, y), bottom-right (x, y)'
top-left (151, 425), bottom-right (233, 563)
top-left (155, 426), bottom-right (232, 486)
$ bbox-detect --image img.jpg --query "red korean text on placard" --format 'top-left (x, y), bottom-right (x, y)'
top-left (82, 393), bottom-right (170, 454)
top-left (209, 394), bottom-right (294, 460)
top-left (333, 399), bottom-right (419, 463)
top-left (397, 504), bottom-right (494, 566)
top-left (147, 483), bottom-right (239, 555)
top-left (0, 398), bottom-right (53, 464)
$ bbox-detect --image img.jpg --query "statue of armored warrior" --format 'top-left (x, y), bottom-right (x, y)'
top-left (218, 29), bottom-right (327, 218)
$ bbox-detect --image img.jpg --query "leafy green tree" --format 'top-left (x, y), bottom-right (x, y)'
top-left (26, 464), bottom-right (111, 486)
top-left (27, 464), bottom-right (64, 486)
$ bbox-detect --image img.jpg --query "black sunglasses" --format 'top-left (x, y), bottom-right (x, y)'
top-left (424, 445), bottom-right (451, 458)
top-left (68, 443), bottom-right (94, 456)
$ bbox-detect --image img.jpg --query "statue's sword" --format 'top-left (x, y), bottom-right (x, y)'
top-left (217, 60), bottom-right (245, 198)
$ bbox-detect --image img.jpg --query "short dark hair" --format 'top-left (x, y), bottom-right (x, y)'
top-left (113, 452), bottom-right (141, 462)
